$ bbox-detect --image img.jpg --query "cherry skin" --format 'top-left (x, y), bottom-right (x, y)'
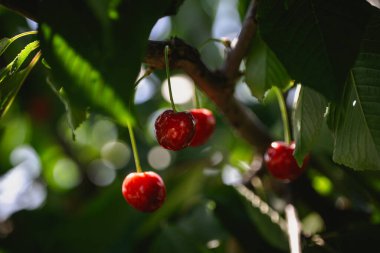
top-left (122, 171), bottom-right (166, 212)
top-left (264, 141), bottom-right (309, 181)
top-left (155, 109), bottom-right (195, 151)
top-left (189, 108), bottom-right (216, 147)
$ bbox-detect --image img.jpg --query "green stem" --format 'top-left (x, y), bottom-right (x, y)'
top-left (134, 68), bottom-right (153, 88)
top-left (164, 45), bottom-right (177, 112)
top-left (273, 87), bottom-right (291, 144)
top-left (193, 85), bottom-right (201, 109)
top-left (126, 120), bottom-right (142, 173)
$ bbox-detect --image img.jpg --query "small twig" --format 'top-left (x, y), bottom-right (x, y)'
top-left (222, 0), bottom-right (259, 81)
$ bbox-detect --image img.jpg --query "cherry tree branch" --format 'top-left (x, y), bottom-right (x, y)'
top-left (144, 0), bottom-right (272, 153)
top-left (0, 0), bottom-right (272, 153)
top-left (145, 38), bottom-right (272, 153)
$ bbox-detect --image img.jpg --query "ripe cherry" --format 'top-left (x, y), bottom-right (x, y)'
top-left (155, 109), bottom-right (195, 151)
top-left (264, 141), bottom-right (309, 181)
top-left (189, 108), bottom-right (216, 147)
top-left (122, 171), bottom-right (166, 212)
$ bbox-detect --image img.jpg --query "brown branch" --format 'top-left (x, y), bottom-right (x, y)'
top-left (222, 0), bottom-right (259, 81)
top-left (144, 0), bottom-right (271, 153)
top-left (145, 39), bottom-right (272, 154)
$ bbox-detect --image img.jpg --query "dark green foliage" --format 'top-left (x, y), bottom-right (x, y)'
top-left (258, 0), bottom-right (373, 100)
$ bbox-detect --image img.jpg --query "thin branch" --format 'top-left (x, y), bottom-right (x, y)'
top-left (222, 0), bottom-right (259, 81)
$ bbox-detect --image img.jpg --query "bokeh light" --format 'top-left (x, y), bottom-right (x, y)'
top-left (212, 0), bottom-right (241, 38)
top-left (149, 17), bottom-right (172, 40)
top-left (161, 75), bottom-right (194, 105)
top-left (10, 145), bottom-right (40, 176)
top-left (210, 151), bottom-right (224, 166)
top-left (101, 141), bottom-right (131, 169)
top-left (91, 119), bottom-right (118, 148)
top-left (221, 165), bottom-right (242, 185)
top-left (302, 212), bottom-right (325, 236)
top-left (52, 158), bottom-right (82, 190)
top-left (135, 77), bottom-right (156, 104)
top-left (206, 239), bottom-right (221, 249)
top-left (148, 146), bottom-right (172, 170)
top-left (312, 175), bottom-right (333, 196)
top-left (0, 145), bottom-right (46, 221)
top-left (26, 18), bottom-right (37, 30)
top-left (87, 160), bottom-right (116, 187)
top-left (235, 82), bottom-right (259, 105)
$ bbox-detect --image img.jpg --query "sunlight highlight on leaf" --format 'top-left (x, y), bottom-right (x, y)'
top-left (0, 41), bottom-right (40, 117)
top-left (292, 85), bottom-right (327, 166)
top-left (39, 26), bottom-right (132, 127)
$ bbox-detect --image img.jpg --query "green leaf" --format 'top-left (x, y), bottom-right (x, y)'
top-left (258, 0), bottom-right (373, 100)
top-left (245, 32), bottom-right (292, 100)
top-left (331, 9), bottom-right (380, 170)
top-left (38, 0), bottom-right (173, 127)
top-left (332, 72), bottom-right (380, 170)
top-left (39, 32), bottom-right (131, 125)
top-left (0, 38), bottom-right (11, 57)
top-left (0, 31), bottom-right (37, 57)
top-left (0, 41), bottom-right (40, 117)
top-left (46, 76), bottom-right (87, 140)
top-left (293, 85), bottom-right (327, 166)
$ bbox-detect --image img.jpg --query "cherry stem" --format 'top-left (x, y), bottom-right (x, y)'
top-left (126, 119), bottom-right (142, 173)
top-left (164, 45), bottom-right (177, 112)
top-left (273, 86), bottom-right (291, 145)
top-left (193, 85), bottom-right (201, 109)
top-left (134, 68), bottom-right (153, 88)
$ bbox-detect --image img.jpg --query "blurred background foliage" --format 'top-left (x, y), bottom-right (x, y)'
top-left (0, 0), bottom-right (380, 253)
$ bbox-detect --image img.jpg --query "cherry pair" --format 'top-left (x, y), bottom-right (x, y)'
top-left (155, 108), bottom-right (215, 151)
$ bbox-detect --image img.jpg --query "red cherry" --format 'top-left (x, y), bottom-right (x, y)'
top-left (189, 108), bottom-right (216, 147)
top-left (264, 141), bottom-right (309, 181)
top-left (155, 109), bottom-right (195, 151)
top-left (122, 171), bottom-right (166, 212)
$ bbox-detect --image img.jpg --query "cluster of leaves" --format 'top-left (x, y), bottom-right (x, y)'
top-left (1, 1), bottom-right (379, 171)
top-left (0, 0), bottom-right (380, 253)
top-left (245, 0), bottom-right (380, 170)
